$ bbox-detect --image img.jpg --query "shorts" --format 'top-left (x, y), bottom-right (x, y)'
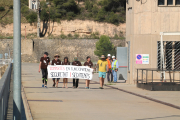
top-left (52, 78), bottom-right (60, 81)
top-left (99, 71), bottom-right (106, 78)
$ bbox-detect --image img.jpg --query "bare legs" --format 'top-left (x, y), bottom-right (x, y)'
top-left (56, 80), bottom-right (59, 88)
top-left (63, 78), bottom-right (68, 88)
top-left (100, 77), bottom-right (105, 88)
top-left (86, 80), bottom-right (90, 88)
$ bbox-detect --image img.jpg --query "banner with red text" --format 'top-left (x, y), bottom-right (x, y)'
top-left (47, 65), bottom-right (93, 80)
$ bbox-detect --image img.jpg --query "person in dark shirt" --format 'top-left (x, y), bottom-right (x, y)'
top-left (62, 57), bottom-right (70, 88)
top-left (38, 52), bottom-right (50, 88)
top-left (51, 54), bottom-right (61, 88)
top-left (84, 56), bottom-right (93, 89)
top-left (72, 57), bottom-right (82, 88)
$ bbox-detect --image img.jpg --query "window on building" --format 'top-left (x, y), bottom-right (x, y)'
top-left (158, 0), bottom-right (165, 5)
top-left (167, 0), bottom-right (173, 5)
top-left (176, 0), bottom-right (180, 5)
top-left (157, 41), bottom-right (180, 70)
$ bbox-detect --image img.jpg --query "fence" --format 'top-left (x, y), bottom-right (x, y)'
top-left (0, 63), bottom-right (12, 120)
top-left (0, 59), bottom-right (12, 66)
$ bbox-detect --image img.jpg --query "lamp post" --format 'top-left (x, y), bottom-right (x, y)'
top-left (13, 0), bottom-right (21, 119)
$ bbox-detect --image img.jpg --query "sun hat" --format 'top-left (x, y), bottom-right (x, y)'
top-left (54, 54), bottom-right (60, 58)
top-left (107, 54), bottom-right (111, 57)
top-left (100, 55), bottom-right (105, 58)
top-left (112, 56), bottom-right (115, 59)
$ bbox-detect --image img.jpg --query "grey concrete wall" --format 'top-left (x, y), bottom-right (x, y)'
top-left (126, 0), bottom-right (180, 84)
top-left (0, 39), bottom-right (125, 63)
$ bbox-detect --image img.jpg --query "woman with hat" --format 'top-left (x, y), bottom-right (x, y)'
top-left (62, 57), bottom-right (70, 88)
top-left (96, 55), bottom-right (109, 89)
top-left (51, 54), bottom-right (61, 88)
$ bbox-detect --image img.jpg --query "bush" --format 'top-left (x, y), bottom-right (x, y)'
top-left (95, 8), bottom-right (106, 22)
top-left (60, 33), bottom-right (67, 39)
top-left (0, 7), bottom-right (5, 11)
top-left (9, 5), bottom-right (13, 9)
top-left (74, 33), bottom-right (79, 38)
top-left (26, 12), bottom-right (37, 24)
top-left (67, 33), bottom-right (73, 38)
top-left (94, 35), bottom-right (115, 58)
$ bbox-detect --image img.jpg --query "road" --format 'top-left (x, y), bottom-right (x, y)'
top-left (22, 63), bottom-right (180, 120)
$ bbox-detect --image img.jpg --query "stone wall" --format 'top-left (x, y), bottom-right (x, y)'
top-left (0, 39), bottom-right (125, 62)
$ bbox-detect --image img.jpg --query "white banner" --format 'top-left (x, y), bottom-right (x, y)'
top-left (47, 65), bottom-right (94, 80)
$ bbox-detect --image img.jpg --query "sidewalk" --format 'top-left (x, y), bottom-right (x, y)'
top-left (22, 63), bottom-right (180, 120)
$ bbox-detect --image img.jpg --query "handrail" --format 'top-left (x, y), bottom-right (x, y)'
top-left (0, 63), bottom-right (12, 120)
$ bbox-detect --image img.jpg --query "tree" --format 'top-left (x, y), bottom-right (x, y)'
top-left (94, 35), bottom-right (116, 58)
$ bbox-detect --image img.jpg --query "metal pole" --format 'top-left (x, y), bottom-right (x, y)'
top-left (13, 0), bottom-right (21, 119)
top-left (160, 33), bottom-right (165, 82)
top-left (37, 0), bottom-right (40, 37)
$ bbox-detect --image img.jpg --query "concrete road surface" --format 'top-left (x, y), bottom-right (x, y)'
top-left (22, 63), bottom-right (180, 120)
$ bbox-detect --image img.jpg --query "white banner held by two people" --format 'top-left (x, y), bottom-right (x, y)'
top-left (47, 65), bottom-right (94, 80)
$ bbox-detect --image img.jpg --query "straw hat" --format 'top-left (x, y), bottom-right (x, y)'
top-left (54, 54), bottom-right (60, 58)
top-left (100, 55), bottom-right (105, 58)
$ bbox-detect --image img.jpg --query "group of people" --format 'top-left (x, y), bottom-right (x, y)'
top-left (38, 52), bottom-right (119, 89)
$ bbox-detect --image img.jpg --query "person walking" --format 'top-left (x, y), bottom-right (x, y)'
top-left (62, 57), bottom-right (70, 88)
top-left (38, 52), bottom-right (50, 88)
top-left (84, 56), bottom-right (93, 89)
top-left (97, 55), bottom-right (109, 89)
top-left (51, 54), bottom-right (61, 88)
top-left (111, 56), bottom-right (119, 83)
top-left (106, 54), bottom-right (113, 83)
top-left (72, 57), bottom-right (82, 88)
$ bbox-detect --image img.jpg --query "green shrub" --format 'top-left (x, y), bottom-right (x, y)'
top-left (0, 7), bottom-right (5, 11)
top-left (74, 33), bottom-right (79, 38)
top-left (94, 35), bottom-right (115, 58)
top-left (67, 33), bottom-right (73, 38)
top-left (9, 5), bottom-right (13, 9)
top-left (60, 33), bottom-right (67, 39)
top-left (26, 12), bottom-right (37, 24)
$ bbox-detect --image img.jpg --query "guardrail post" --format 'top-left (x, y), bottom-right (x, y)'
top-left (13, 0), bottom-right (22, 119)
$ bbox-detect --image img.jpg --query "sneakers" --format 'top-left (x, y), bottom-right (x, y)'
top-left (99, 87), bottom-right (104, 89)
top-left (85, 87), bottom-right (91, 89)
top-left (45, 86), bottom-right (47, 88)
top-left (42, 84), bottom-right (44, 87)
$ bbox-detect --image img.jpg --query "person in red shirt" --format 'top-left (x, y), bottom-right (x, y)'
top-left (38, 52), bottom-right (50, 88)
top-left (106, 54), bottom-right (113, 83)
top-left (51, 54), bottom-right (61, 88)
top-left (84, 56), bottom-right (93, 89)
top-left (62, 57), bottom-right (70, 88)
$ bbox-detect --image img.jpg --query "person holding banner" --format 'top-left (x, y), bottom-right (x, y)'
top-left (84, 56), bottom-right (93, 89)
top-left (62, 57), bottom-right (70, 88)
top-left (38, 52), bottom-right (50, 88)
top-left (72, 57), bottom-right (82, 88)
top-left (97, 55), bottom-right (109, 89)
top-left (51, 54), bottom-right (61, 88)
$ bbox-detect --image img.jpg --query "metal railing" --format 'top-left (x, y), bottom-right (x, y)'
top-left (0, 59), bottom-right (12, 66)
top-left (0, 64), bottom-right (12, 120)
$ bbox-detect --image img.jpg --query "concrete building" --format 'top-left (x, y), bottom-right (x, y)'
top-left (126, 0), bottom-right (180, 84)
top-left (29, 0), bottom-right (38, 10)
